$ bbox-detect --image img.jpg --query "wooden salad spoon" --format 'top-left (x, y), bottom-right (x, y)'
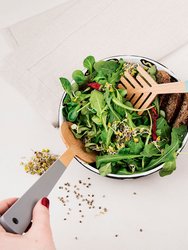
top-left (0, 121), bottom-right (96, 234)
top-left (60, 121), bottom-right (97, 166)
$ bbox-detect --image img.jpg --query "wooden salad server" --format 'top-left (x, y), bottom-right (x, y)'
top-left (119, 65), bottom-right (188, 115)
top-left (0, 122), bottom-right (96, 234)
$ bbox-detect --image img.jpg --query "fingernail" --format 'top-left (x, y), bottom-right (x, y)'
top-left (41, 197), bottom-right (50, 209)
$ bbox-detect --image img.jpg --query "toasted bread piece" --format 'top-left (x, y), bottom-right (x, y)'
top-left (173, 94), bottom-right (188, 127)
top-left (165, 93), bottom-right (183, 124)
top-left (156, 70), bottom-right (171, 84)
top-left (157, 70), bottom-right (184, 124)
top-left (157, 70), bottom-right (171, 109)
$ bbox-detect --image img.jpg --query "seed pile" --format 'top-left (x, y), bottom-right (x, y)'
top-left (21, 149), bottom-right (58, 175)
top-left (58, 177), bottom-right (108, 223)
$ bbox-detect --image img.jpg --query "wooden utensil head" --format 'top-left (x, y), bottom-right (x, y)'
top-left (119, 65), bottom-right (158, 115)
top-left (60, 121), bottom-right (97, 163)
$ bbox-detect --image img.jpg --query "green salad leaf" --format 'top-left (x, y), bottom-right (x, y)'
top-left (83, 55), bottom-right (95, 74)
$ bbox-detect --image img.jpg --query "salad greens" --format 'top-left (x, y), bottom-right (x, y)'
top-left (60, 55), bottom-right (187, 177)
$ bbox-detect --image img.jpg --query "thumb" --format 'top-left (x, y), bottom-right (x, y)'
top-left (29, 197), bottom-right (52, 236)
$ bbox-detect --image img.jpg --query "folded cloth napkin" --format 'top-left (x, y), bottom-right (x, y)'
top-left (1, 0), bottom-right (188, 126)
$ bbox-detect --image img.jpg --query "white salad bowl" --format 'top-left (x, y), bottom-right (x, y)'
top-left (59, 55), bottom-right (188, 179)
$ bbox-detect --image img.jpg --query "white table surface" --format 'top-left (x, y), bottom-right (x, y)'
top-left (1, 1), bottom-right (188, 250)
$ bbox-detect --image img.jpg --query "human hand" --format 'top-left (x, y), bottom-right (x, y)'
top-left (0, 197), bottom-right (56, 250)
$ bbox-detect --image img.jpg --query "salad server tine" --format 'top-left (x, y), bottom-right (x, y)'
top-left (120, 65), bottom-right (188, 115)
top-left (0, 122), bottom-right (96, 234)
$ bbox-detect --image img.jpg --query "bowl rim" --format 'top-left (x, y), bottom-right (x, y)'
top-left (58, 54), bottom-right (188, 179)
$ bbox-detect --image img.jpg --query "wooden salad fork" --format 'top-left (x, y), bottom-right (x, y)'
top-left (119, 65), bottom-right (188, 115)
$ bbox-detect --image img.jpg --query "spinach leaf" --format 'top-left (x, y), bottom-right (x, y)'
top-left (60, 77), bottom-right (72, 98)
top-left (156, 117), bottom-right (171, 139)
top-left (83, 55), bottom-right (95, 74)
top-left (118, 147), bottom-right (130, 154)
top-left (90, 90), bottom-right (105, 117)
top-left (141, 143), bottom-right (160, 157)
top-left (72, 70), bottom-right (87, 84)
top-left (128, 138), bottom-right (144, 154)
top-left (92, 115), bottom-right (102, 125)
top-left (99, 163), bottom-right (112, 176)
top-left (116, 168), bottom-right (132, 175)
top-left (108, 71), bottom-right (121, 84)
top-left (101, 127), bottom-right (113, 147)
top-left (93, 72), bottom-right (107, 84)
top-left (96, 154), bottom-right (142, 168)
top-left (101, 112), bottom-right (107, 131)
top-left (142, 126), bottom-right (183, 172)
top-left (68, 105), bottom-right (80, 122)
top-left (94, 60), bottom-right (119, 76)
top-left (106, 96), bottom-right (120, 121)
top-left (159, 152), bottom-right (176, 177)
top-left (71, 82), bottom-right (79, 92)
top-left (173, 125), bottom-right (187, 146)
top-left (147, 65), bottom-right (157, 80)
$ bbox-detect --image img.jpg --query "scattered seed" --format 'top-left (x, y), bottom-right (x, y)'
top-left (104, 208), bottom-right (108, 212)
top-left (133, 192), bottom-right (137, 195)
top-left (115, 234), bottom-right (118, 237)
top-left (75, 236), bottom-right (78, 240)
top-left (79, 180), bottom-right (82, 184)
top-left (140, 228), bottom-right (143, 232)
top-left (64, 218), bottom-right (67, 221)
top-left (99, 206), bottom-right (102, 209)
top-left (79, 221), bottom-right (82, 223)
top-left (88, 177), bottom-right (91, 180)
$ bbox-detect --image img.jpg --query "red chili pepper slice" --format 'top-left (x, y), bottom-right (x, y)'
top-left (87, 82), bottom-right (101, 90)
top-left (150, 107), bottom-right (158, 141)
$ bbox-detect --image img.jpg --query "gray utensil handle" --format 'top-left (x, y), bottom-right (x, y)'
top-left (0, 159), bottom-right (66, 234)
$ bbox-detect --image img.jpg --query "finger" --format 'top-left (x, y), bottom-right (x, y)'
top-left (0, 197), bottom-right (18, 233)
top-left (0, 197), bottom-right (18, 215)
top-left (28, 197), bottom-right (52, 236)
